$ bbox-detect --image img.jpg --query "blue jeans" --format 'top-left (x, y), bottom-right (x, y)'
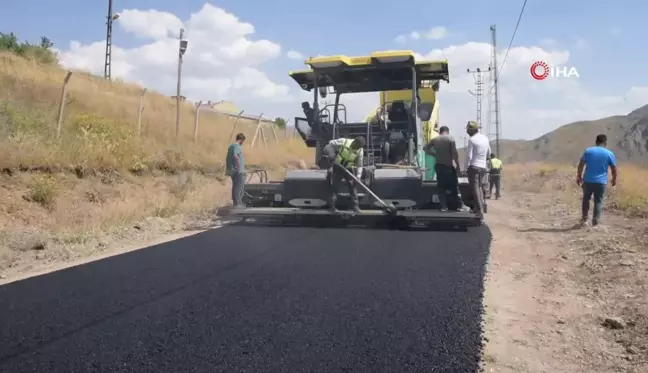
top-left (231, 172), bottom-right (245, 206)
top-left (582, 182), bottom-right (606, 223)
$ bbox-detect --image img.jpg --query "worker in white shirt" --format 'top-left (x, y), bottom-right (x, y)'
top-left (464, 121), bottom-right (491, 218)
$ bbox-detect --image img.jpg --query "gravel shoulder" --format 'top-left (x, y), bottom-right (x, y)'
top-left (482, 192), bottom-right (647, 373)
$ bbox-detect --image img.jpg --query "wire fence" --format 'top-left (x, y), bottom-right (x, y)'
top-left (54, 70), bottom-right (299, 148)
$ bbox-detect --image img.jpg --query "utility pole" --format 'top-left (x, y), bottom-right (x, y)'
top-left (490, 24), bottom-right (502, 157)
top-left (104, 0), bottom-right (120, 80)
top-left (486, 57), bottom-right (495, 140)
top-left (467, 67), bottom-right (490, 130)
top-left (175, 28), bottom-right (188, 139)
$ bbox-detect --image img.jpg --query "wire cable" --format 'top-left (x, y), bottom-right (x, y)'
top-left (487, 0), bottom-right (528, 95)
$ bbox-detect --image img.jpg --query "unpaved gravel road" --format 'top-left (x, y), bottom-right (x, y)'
top-left (482, 192), bottom-right (647, 373)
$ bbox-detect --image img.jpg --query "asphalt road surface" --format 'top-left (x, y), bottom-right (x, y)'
top-left (0, 224), bottom-right (492, 373)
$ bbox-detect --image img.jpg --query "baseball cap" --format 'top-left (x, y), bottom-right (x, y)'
top-left (466, 121), bottom-right (479, 130)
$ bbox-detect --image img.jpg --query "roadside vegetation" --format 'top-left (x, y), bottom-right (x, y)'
top-left (0, 32), bottom-right (311, 276)
top-left (505, 163), bottom-right (648, 218)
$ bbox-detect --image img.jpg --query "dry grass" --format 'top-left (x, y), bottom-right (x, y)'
top-left (0, 51), bottom-right (314, 275)
top-left (0, 51), bottom-right (312, 172)
top-left (505, 162), bottom-right (648, 217)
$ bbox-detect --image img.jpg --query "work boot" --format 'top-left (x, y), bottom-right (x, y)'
top-left (352, 205), bottom-right (362, 213)
top-left (456, 205), bottom-right (471, 212)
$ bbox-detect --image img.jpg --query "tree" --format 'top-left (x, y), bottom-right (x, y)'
top-left (273, 117), bottom-right (287, 128)
top-left (0, 32), bottom-right (57, 64)
top-left (40, 37), bottom-right (53, 49)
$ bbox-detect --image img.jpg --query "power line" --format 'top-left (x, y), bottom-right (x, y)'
top-left (487, 0), bottom-right (528, 95)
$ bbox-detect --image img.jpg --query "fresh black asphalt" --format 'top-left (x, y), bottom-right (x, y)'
top-left (0, 224), bottom-right (492, 373)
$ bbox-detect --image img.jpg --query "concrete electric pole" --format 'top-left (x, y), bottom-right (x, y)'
top-left (467, 67), bottom-right (490, 130)
top-left (104, 0), bottom-right (120, 80)
top-left (175, 28), bottom-right (188, 139)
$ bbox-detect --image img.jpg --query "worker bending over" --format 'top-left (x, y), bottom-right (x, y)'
top-left (488, 154), bottom-right (502, 199)
top-left (318, 136), bottom-right (366, 213)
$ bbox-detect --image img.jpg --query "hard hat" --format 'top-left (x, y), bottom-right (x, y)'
top-left (466, 121), bottom-right (479, 130)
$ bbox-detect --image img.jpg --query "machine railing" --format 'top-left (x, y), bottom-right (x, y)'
top-left (320, 104), bottom-right (347, 124)
top-left (245, 169), bottom-right (269, 183)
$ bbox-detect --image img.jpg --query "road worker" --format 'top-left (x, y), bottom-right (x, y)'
top-left (318, 136), bottom-right (366, 213)
top-left (226, 133), bottom-right (247, 209)
top-left (423, 125), bottom-right (470, 212)
top-left (465, 121), bottom-right (491, 218)
top-left (488, 154), bottom-right (503, 199)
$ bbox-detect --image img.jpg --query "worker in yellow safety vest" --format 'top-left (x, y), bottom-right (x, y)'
top-left (488, 154), bottom-right (503, 199)
top-left (318, 136), bottom-right (366, 213)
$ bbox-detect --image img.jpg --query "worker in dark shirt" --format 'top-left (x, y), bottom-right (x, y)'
top-left (301, 102), bottom-right (314, 123)
top-left (424, 126), bottom-right (470, 212)
top-left (226, 133), bottom-right (246, 209)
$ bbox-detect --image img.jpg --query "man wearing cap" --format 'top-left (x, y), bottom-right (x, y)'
top-left (423, 126), bottom-right (470, 212)
top-left (465, 121), bottom-right (491, 218)
top-left (318, 136), bottom-right (366, 213)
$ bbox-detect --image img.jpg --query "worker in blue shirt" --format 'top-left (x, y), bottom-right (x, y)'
top-left (576, 134), bottom-right (617, 226)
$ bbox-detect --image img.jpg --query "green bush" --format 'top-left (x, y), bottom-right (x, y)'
top-left (0, 32), bottom-right (58, 65)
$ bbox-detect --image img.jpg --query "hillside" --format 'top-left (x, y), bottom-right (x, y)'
top-left (458, 139), bottom-right (527, 165)
top-left (464, 104), bottom-right (648, 166)
top-left (0, 36), bottom-right (311, 276)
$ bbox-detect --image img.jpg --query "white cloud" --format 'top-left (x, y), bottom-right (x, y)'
top-left (116, 9), bottom-right (185, 40)
top-left (424, 26), bottom-right (447, 40)
top-left (53, 4), bottom-right (648, 140)
top-left (395, 35), bottom-right (408, 43)
top-left (322, 42), bottom-right (648, 140)
top-left (57, 3), bottom-right (291, 114)
top-left (286, 50), bottom-right (304, 60)
top-left (396, 26), bottom-right (447, 43)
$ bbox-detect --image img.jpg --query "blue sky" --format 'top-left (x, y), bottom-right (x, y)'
top-left (2, 0), bottom-right (647, 139)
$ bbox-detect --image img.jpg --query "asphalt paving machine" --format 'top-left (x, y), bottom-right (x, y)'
top-left (230, 50), bottom-right (481, 228)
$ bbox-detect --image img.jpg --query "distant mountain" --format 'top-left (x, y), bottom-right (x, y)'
top-left (459, 104), bottom-right (648, 167)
